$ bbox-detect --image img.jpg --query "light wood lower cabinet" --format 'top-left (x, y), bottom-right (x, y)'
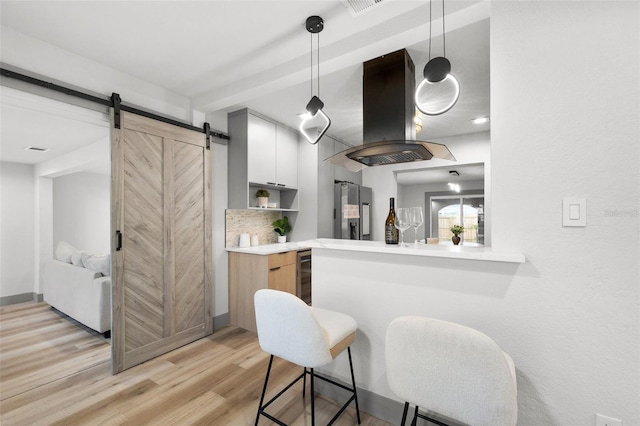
top-left (229, 250), bottom-right (297, 333)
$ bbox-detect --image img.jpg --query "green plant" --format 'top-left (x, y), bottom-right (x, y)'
top-left (272, 216), bottom-right (292, 236)
top-left (255, 189), bottom-right (270, 198)
top-left (450, 224), bottom-right (464, 236)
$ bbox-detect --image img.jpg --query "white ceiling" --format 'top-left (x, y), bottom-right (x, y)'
top-left (0, 86), bottom-right (110, 164)
top-left (0, 0), bottom-right (490, 170)
top-left (396, 162), bottom-right (484, 185)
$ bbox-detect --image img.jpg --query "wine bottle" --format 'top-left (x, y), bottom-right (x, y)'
top-left (385, 197), bottom-right (399, 244)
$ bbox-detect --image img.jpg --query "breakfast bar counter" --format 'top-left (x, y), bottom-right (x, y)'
top-left (226, 238), bottom-right (524, 263)
top-left (301, 238), bottom-right (525, 263)
top-left (306, 238), bottom-right (525, 421)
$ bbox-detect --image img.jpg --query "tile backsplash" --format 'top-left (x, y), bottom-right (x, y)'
top-left (225, 209), bottom-right (282, 248)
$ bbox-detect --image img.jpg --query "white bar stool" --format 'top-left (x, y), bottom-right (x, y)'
top-left (386, 316), bottom-right (518, 426)
top-left (254, 289), bottom-right (361, 425)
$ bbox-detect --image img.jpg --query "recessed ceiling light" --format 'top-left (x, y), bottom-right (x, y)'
top-left (472, 117), bottom-right (490, 125)
top-left (24, 146), bottom-right (51, 153)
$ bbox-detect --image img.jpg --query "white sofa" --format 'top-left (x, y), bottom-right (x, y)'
top-left (43, 259), bottom-right (111, 334)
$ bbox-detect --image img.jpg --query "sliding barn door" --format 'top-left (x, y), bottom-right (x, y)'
top-left (111, 111), bottom-right (212, 373)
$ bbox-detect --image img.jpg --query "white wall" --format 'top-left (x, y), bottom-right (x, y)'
top-left (52, 172), bottom-right (110, 254)
top-left (1, 26), bottom-right (193, 121)
top-left (318, 137), bottom-right (336, 238)
top-left (2, 26), bottom-right (215, 304)
top-left (0, 162), bottom-right (35, 297)
top-left (489, 2), bottom-right (639, 424)
top-left (212, 142), bottom-right (228, 320)
top-left (34, 176), bottom-right (53, 296)
top-left (34, 138), bottom-right (111, 295)
top-left (362, 3), bottom-right (639, 425)
top-left (291, 134), bottom-right (319, 242)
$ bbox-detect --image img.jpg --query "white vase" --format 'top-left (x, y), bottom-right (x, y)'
top-left (257, 197), bottom-right (268, 208)
top-left (277, 235), bottom-right (286, 243)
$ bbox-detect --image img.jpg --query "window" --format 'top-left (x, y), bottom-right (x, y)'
top-left (430, 196), bottom-right (484, 245)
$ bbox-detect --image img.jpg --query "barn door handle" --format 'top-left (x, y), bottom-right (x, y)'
top-left (270, 267), bottom-right (281, 272)
top-left (116, 230), bottom-right (123, 251)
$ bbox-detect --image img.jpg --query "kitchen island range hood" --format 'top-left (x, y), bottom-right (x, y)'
top-left (329, 49), bottom-right (455, 172)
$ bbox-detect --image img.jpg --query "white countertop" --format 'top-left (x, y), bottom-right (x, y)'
top-left (226, 242), bottom-right (312, 255)
top-left (226, 238), bottom-right (525, 263)
top-left (305, 238), bottom-right (524, 263)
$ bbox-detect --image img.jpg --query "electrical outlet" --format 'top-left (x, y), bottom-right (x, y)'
top-left (595, 413), bottom-right (622, 426)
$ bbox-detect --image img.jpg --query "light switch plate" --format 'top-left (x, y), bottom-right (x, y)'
top-left (563, 197), bottom-right (586, 227)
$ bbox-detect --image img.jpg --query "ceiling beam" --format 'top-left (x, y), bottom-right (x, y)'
top-left (192, 1), bottom-right (490, 113)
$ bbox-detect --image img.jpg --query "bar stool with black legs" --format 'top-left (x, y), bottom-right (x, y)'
top-left (385, 316), bottom-right (518, 426)
top-left (254, 289), bottom-right (361, 425)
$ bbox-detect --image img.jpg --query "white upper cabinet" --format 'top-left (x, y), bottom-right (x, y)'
top-left (247, 114), bottom-right (277, 185)
top-left (228, 108), bottom-right (299, 211)
top-left (245, 111), bottom-right (298, 188)
top-left (275, 125), bottom-right (298, 188)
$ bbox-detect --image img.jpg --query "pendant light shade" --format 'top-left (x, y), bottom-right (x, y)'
top-left (423, 56), bottom-right (451, 83)
top-left (415, 73), bottom-right (460, 116)
top-left (300, 16), bottom-right (331, 145)
top-left (415, 0), bottom-right (460, 116)
top-left (299, 95), bottom-right (331, 145)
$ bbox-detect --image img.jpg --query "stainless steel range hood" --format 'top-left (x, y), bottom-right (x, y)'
top-left (329, 49), bottom-right (455, 172)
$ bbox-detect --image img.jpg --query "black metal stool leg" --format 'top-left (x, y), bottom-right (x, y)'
top-left (255, 353), bottom-right (359, 426)
top-left (303, 367), bottom-right (307, 398)
top-left (255, 355), bottom-right (274, 426)
top-left (410, 405), bottom-right (419, 426)
top-left (400, 401), bottom-right (409, 426)
top-left (310, 368), bottom-right (315, 426)
top-left (347, 347), bottom-right (361, 424)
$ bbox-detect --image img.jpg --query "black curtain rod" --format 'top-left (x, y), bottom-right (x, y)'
top-left (0, 67), bottom-right (229, 141)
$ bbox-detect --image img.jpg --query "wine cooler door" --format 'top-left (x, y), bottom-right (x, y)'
top-left (297, 250), bottom-right (312, 305)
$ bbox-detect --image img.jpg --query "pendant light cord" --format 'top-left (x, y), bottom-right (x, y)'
top-left (442, 0), bottom-right (446, 58)
top-left (309, 31), bottom-right (321, 98)
top-left (310, 32), bottom-right (313, 98)
top-left (428, 0), bottom-right (432, 61)
top-left (428, 0), bottom-right (448, 60)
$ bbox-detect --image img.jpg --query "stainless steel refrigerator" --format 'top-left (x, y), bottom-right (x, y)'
top-left (334, 181), bottom-right (372, 240)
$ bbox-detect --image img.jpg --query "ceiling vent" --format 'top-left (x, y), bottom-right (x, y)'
top-left (342, 0), bottom-right (387, 16)
top-left (24, 146), bottom-right (51, 153)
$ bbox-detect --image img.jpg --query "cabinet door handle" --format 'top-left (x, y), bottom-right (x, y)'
top-left (270, 267), bottom-right (281, 271)
top-left (277, 183), bottom-right (286, 187)
top-left (267, 182), bottom-right (277, 185)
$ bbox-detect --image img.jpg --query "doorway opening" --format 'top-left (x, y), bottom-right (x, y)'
top-left (430, 195), bottom-right (484, 245)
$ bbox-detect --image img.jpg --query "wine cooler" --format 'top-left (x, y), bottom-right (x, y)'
top-left (297, 249), bottom-right (312, 305)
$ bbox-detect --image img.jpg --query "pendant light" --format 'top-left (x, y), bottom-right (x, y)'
top-left (415, 0), bottom-right (460, 116)
top-left (299, 15), bottom-right (331, 145)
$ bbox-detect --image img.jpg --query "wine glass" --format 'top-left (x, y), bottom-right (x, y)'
top-left (394, 208), bottom-right (411, 247)
top-left (410, 206), bottom-right (424, 247)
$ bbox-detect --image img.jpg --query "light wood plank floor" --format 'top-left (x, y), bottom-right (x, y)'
top-left (0, 302), bottom-right (391, 426)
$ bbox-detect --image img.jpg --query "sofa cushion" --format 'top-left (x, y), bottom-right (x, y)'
top-left (82, 253), bottom-right (111, 277)
top-left (43, 260), bottom-right (111, 333)
top-left (55, 241), bottom-right (75, 264)
top-left (71, 248), bottom-right (85, 267)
